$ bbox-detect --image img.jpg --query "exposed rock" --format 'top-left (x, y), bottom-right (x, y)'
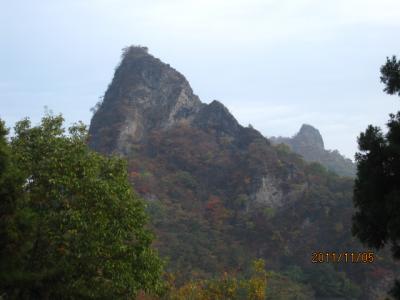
top-left (89, 46), bottom-right (203, 154)
top-left (252, 175), bottom-right (283, 208)
top-left (270, 124), bottom-right (356, 177)
top-left (293, 124), bottom-right (324, 150)
top-left (193, 100), bottom-right (240, 136)
top-left (89, 46), bottom-right (298, 217)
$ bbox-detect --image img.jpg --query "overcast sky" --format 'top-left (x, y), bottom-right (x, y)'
top-left (1, 0), bottom-right (400, 159)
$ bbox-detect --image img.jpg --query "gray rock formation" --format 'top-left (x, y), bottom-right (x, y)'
top-left (89, 46), bottom-right (279, 212)
top-left (293, 124), bottom-right (324, 151)
top-left (89, 46), bottom-right (266, 155)
top-left (193, 100), bottom-right (240, 134)
top-left (270, 124), bottom-right (356, 177)
top-left (89, 46), bottom-right (204, 154)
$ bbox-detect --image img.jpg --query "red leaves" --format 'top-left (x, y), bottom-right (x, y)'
top-left (205, 196), bottom-right (230, 226)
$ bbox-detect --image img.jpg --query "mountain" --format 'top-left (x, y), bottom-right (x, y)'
top-left (270, 124), bottom-right (356, 177)
top-left (89, 46), bottom-right (204, 154)
top-left (88, 46), bottom-right (395, 299)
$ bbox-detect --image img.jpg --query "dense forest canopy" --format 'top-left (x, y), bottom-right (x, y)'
top-left (0, 115), bottom-right (164, 299)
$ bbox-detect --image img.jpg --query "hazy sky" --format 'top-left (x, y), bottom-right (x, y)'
top-left (1, 0), bottom-right (400, 159)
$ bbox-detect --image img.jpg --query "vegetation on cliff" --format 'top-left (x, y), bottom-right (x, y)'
top-left (87, 46), bottom-right (395, 299)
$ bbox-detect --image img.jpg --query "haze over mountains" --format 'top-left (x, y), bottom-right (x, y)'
top-left (270, 124), bottom-right (356, 177)
top-left (88, 46), bottom-right (395, 299)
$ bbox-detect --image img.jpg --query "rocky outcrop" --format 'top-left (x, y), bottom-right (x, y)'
top-left (252, 175), bottom-right (283, 208)
top-left (88, 47), bottom-right (328, 213)
top-left (270, 124), bottom-right (356, 177)
top-left (193, 100), bottom-right (240, 135)
top-left (89, 46), bottom-right (203, 154)
top-left (292, 124), bottom-right (324, 151)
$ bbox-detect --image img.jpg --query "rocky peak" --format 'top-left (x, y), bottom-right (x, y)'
top-left (88, 46), bottom-right (203, 154)
top-left (88, 46), bottom-right (265, 156)
top-left (270, 124), bottom-right (355, 177)
top-left (193, 100), bottom-right (240, 136)
top-left (293, 124), bottom-right (324, 150)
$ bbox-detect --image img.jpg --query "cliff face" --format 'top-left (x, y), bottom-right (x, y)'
top-left (89, 46), bottom-right (203, 154)
top-left (270, 124), bottom-right (356, 177)
top-left (293, 124), bottom-right (325, 151)
top-left (88, 46), bottom-right (393, 299)
top-left (89, 47), bottom-right (287, 211)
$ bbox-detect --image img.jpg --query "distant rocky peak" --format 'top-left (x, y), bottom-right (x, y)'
top-left (270, 124), bottom-right (355, 177)
top-left (294, 124), bottom-right (324, 150)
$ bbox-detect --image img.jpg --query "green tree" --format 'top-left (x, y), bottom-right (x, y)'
top-left (352, 55), bottom-right (400, 298)
top-left (0, 119), bottom-right (32, 298)
top-left (381, 55), bottom-right (400, 96)
top-left (0, 114), bottom-right (164, 299)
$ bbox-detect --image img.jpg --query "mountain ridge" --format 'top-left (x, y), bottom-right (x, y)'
top-left (270, 124), bottom-right (356, 177)
top-left (88, 46), bottom-right (394, 299)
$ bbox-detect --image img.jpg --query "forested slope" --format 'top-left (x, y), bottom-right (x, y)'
top-left (89, 46), bottom-right (396, 299)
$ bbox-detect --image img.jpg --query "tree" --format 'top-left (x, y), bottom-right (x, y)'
top-left (352, 55), bottom-right (400, 298)
top-left (0, 114), bottom-right (164, 299)
top-left (380, 55), bottom-right (400, 96)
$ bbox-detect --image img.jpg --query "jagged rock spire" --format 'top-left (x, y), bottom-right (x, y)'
top-left (89, 46), bottom-right (203, 154)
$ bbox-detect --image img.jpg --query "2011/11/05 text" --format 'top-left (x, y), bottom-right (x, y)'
top-left (311, 252), bottom-right (374, 263)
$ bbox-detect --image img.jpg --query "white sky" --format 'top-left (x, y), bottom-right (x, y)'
top-left (1, 0), bottom-right (400, 159)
